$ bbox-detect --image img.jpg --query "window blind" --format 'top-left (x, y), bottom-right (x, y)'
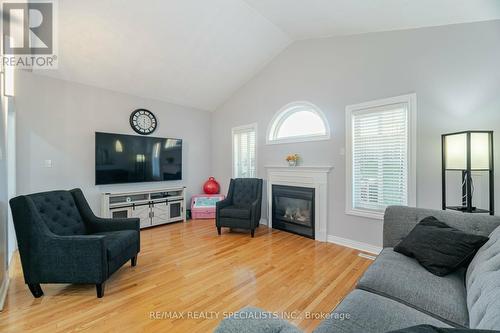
top-left (351, 103), bottom-right (409, 212)
top-left (233, 126), bottom-right (256, 178)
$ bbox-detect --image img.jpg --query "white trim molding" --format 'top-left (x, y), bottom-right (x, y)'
top-left (345, 93), bottom-right (417, 220)
top-left (327, 235), bottom-right (382, 255)
top-left (266, 165), bottom-right (333, 242)
top-left (266, 101), bottom-right (331, 145)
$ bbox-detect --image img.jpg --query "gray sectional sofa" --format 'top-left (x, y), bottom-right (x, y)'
top-left (215, 206), bottom-right (500, 333)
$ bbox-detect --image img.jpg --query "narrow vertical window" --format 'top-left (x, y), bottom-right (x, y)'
top-left (346, 94), bottom-right (416, 219)
top-left (232, 124), bottom-right (257, 178)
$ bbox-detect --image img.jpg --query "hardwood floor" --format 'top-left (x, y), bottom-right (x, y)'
top-left (0, 220), bottom-right (372, 333)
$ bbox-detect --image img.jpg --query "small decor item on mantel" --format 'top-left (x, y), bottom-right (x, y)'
top-left (286, 154), bottom-right (299, 167)
top-left (203, 177), bottom-right (220, 194)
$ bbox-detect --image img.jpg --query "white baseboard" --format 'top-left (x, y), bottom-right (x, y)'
top-left (327, 235), bottom-right (382, 255)
top-left (0, 272), bottom-right (9, 311)
top-left (259, 218), bottom-right (268, 226)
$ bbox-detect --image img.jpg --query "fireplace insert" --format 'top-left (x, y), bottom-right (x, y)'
top-left (272, 185), bottom-right (315, 239)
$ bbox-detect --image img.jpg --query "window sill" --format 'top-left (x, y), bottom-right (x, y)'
top-left (345, 208), bottom-right (384, 220)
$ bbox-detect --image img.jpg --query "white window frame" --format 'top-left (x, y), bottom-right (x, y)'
top-left (232, 123), bottom-right (258, 178)
top-left (345, 93), bottom-right (417, 220)
top-left (266, 101), bottom-right (331, 145)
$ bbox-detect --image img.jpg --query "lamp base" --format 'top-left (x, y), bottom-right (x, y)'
top-left (446, 206), bottom-right (492, 214)
top-left (454, 206), bottom-right (477, 212)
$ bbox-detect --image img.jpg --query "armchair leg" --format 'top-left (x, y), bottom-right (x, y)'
top-left (217, 227), bottom-right (221, 235)
top-left (28, 283), bottom-right (43, 298)
top-left (96, 283), bottom-right (105, 298)
top-left (131, 255), bottom-right (137, 267)
top-left (251, 229), bottom-right (255, 238)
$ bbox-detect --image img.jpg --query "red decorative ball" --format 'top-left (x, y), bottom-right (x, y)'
top-left (203, 177), bottom-right (220, 194)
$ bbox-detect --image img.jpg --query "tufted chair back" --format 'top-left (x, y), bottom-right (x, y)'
top-left (466, 225), bottom-right (500, 330)
top-left (29, 190), bottom-right (87, 236)
top-left (232, 178), bottom-right (262, 207)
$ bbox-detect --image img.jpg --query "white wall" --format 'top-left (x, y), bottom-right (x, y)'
top-left (0, 75), bottom-right (9, 309)
top-left (13, 20), bottom-right (500, 250)
top-left (15, 72), bottom-right (212, 214)
top-left (212, 20), bottom-right (500, 248)
top-left (6, 99), bottom-right (16, 265)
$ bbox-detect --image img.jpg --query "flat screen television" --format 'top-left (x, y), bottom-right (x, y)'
top-left (95, 132), bottom-right (182, 185)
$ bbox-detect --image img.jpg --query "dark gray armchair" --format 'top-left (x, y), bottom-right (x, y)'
top-left (9, 188), bottom-right (140, 298)
top-left (216, 178), bottom-right (263, 237)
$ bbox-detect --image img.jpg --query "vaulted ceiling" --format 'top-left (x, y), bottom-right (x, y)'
top-left (36, 0), bottom-right (500, 111)
top-left (244, 0), bottom-right (500, 40)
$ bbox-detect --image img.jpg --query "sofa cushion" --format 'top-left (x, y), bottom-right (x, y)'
top-left (220, 206), bottom-right (251, 219)
top-left (30, 190), bottom-right (87, 236)
top-left (95, 230), bottom-right (138, 260)
top-left (387, 325), bottom-right (493, 333)
top-left (357, 248), bottom-right (469, 327)
top-left (383, 206), bottom-right (500, 248)
top-left (214, 307), bottom-right (302, 333)
top-left (466, 225), bottom-right (500, 330)
top-left (313, 289), bottom-right (451, 333)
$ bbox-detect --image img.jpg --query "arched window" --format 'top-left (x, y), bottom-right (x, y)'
top-left (267, 102), bottom-right (330, 144)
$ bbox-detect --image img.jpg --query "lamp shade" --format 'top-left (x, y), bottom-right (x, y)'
top-left (444, 133), bottom-right (467, 169)
top-left (471, 132), bottom-right (490, 170)
top-left (444, 131), bottom-right (492, 170)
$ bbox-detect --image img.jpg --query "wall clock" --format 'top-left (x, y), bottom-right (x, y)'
top-left (130, 109), bottom-right (157, 135)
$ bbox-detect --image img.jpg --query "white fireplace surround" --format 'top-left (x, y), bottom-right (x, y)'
top-left (266, 165), bottom-right (333, 242)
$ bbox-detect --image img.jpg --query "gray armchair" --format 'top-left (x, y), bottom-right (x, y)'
top-left (9, 188), bottom-right (140, 298)
top-left (216, 178), bottom-right (263, 237)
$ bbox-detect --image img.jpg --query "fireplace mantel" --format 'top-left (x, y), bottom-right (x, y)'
top-left (265, 165), bottom-right (333, 173)
top-left (266, 165), bottom-right (333, 242)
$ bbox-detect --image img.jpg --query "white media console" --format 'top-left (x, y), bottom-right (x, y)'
top-left (101, 187), bottom-right (186, 229)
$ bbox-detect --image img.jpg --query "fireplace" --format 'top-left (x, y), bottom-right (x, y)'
top-left (272, 185), bottom-right (315, 239)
